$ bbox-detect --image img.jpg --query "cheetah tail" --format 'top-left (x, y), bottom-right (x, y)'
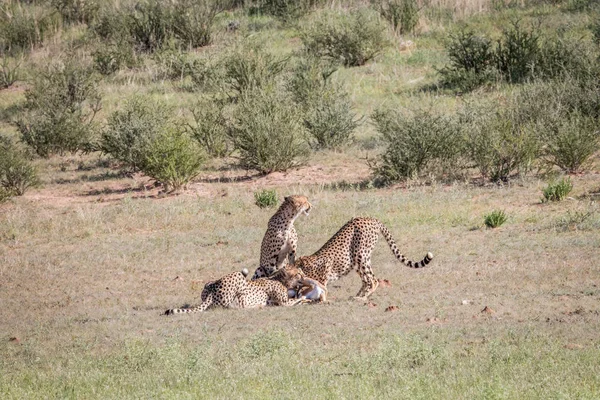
top-left (241, 268), bottom-right (249, 278)
top-left (378, 221), bottom-right (434, 268)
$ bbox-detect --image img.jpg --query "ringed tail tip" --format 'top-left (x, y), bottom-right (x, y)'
top-left (427, 252), bottom-right (434, 259)
top-left (241, 268), bottom-right (249, 277)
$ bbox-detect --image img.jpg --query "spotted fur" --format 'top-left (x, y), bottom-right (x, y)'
top-left (165, 268), bottom-right (300, 314)
top-left (252, 195), bottom-right (312, 280)
top-left (290, 217), bottom-right (433, 299)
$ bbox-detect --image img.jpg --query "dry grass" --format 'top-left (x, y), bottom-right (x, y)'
top-left (1, 165), bottom-right (600, 397)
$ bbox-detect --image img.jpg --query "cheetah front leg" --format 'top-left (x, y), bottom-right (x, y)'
top-left (288, 227), bottom-right (298, 266)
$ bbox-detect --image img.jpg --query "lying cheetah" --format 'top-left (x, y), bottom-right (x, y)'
top-left (165, 268), bottom-right (301, 314)
top-left (290, 217), bottom-right (433, 300)
top-left (252, 195), bottom-right (312, 280)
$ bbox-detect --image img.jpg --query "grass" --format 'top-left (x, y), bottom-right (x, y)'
top-left (1, 0), bottom-right (599, 398)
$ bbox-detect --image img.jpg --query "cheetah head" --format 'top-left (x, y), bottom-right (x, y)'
top-left (284, 195), bottom-right (312, 218)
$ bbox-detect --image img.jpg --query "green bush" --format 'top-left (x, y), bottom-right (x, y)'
top-left (542, 177), bottom-right (573, 203)
top-left (92, 41), bottom-right (137, 76)
top-left (171, 0), bottom-right (219, 49)
top-left (484, 210), bottom-right (507, 228)
top-left (101, 96), bottom-right (204, 191)
top-left (0, 55), bottom-right (21, 89)
top-left (0, 3), bottom-right (59, 54)
top-left (258, 0), bottom-right (323, 21)
top-left (438, 29), bottom-right (495, 91)
top-left (142, 128), bottom-right (205, 192)
top-left (254, 189), bottom-right (278, 208)
top-left (375, 0), bottom-right (420, 35)
top-left (16, 58), bottom-right (101, 157)
top-left (126, 0), bottom-right (172, 52)
top-left (494, 21), bottom-right (541, 84)
top-left (50, 0), bottom-right (100, 25)
top-left (288, 58), bottom-right (359, 150)
top-left (0, 139), bottom-right (39, 198)
top-left (187, 100), bottom-right (230, 157)
top-left (301, 8), bottom-right (389, 67)
top-left (461, 102), bottom-right (540, 182)
top-left (371, 109), bottom-right (464, 183)
top-left (538, 114), bottom-right (600, 173)
top-left (222, 46), bottom-right (287, 97)
top-left (227, 88), bottom-right (309, 174)
top-left (101, 96), bottom-right (172, 170)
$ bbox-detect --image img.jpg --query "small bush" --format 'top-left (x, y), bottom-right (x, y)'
top-left (16, 58), bottom-right (101, 157)
top-left (438, 29), bottom-right (495, 91)
top-left (371, 109), bottom-right (464, 183)
top-left (288, 58), bottom-right (359, 150)
top-left (376, 0), bottom-right (420, 35)
top-left (301, 8), bottom-right (389, 67)
top-left (142, 128), bottom-right (205, 192)
top-left (187, 100), bottom-right (230, 158)
top-left (227, 88), bottom-right (309, 174)
top-left (494, 21), bottom-right (541, 84)
top-left (254, 189), bottom-right (278, 208)
top-left (461, 102), bottom-right (540, 182)
top-left (484, 210), bottom-right (507, 228)
top-left (92, 41), bottom-right (137, 76)
top-left (0, 139), bottom-right (39, 198)
top-left (101, 96), bottom-right (172, 170)
top-left (171, 0), bottom-right (219, 49)
top-left (259, 0), bottom-right (323, 21)
top-left (101, 96), bottom-right (204, 191)
top-left (538, 114), bottom-right (600, 173)
top-left (0, 3), bottom-right (59, 54)
top-left (0, 55), bottom-right (21, 89)
top-left (126, 0), bottom-right (172, 52)
top-left (222, 46), bottom-right (287, 97)
top-left (50, 0), bottom-right (100, 25)
top-left (542, 177), bottom-right (573, 203)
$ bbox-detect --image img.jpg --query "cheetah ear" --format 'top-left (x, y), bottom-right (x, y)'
top-left (284, 196), bottom-right (290, 202)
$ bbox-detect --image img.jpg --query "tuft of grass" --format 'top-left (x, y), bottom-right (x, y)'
top-left (254, 189), bottom-right (278, 208)
top-left (542, 177), bottom-right (573, 203)
top-left (484, 209), bottom-right (507, 228)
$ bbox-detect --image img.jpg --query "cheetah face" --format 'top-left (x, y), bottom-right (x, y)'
top-left (284, 195), bottom-right (312, 218)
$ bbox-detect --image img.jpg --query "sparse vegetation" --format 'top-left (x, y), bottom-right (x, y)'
top-left (484, 209), bottom-right (507, 228)
top-left (375, 0), bottom-right (420, 35)
top-left (542, 177), bottom-right (573, 202)
top-left (301, 8), bottom-right (389, 67)
top-left (0, 54), bottom-right (21, 89)
top-left (16, 57), bottom-right (101, 157)
top-left (227, 87), bottom-right (309, 173)
top-left (0, 138), bottom-right (39, 199)
top-left (254, 189), bottom-right (278, 208)
top-left (187, 100), bottom-right (230, 158)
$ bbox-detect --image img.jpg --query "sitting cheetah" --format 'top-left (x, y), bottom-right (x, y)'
top-left (289, 217), bottom-right (433, 300)
top-left (165, 268), bottom-right (301, 314)
top-left (252, 195), bottom-right (312, 280)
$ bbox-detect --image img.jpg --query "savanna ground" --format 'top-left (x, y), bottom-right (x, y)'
top-left (2, 0), bottom-right (600, 398)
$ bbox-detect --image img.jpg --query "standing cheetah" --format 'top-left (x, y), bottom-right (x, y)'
top-left (290, 217), bottom-right (433, 300)
top-left (252, 195), bottom-right (312, 280)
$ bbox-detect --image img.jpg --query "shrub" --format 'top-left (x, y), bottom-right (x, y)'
top-left (0, 55), bottom-right (21, 89)
top-left (126, 0), bottom-right (173, 52)
top-left (288, 58), bottom-right (359, 150)
top-left (50, 0), bottom-right (100, 25)
top-left (187, 100), bottom-right (230, 157)
top-left (494, 21), bottom-right (541, 84)
top-left (538, 114), bottom-right (600, 173)
top-left (301, 8), bottom-right (389, 67)
top-left (142, 128), bottom-right (205, 192)
top-left (222, 46), bottom-right (287, 97)
top-left (171, 0), bottom-right (219, 49)
top-left (254, 189), bottom-right (278, 208)
top-left (438, 29), bottom-right (495, 91)
top-left (376, 0), bottom-right (420, 35)
top-left (227, 88), bottom-right (309, 174)
top-left (101, 96), bottom-right (204, 191)
top-left (0, 139), bottom-right (39, 198)
top-left (542, 177), bottom-right (573, 203)
top-left (0, 3), bottom-right (58, 54)
top-left (92, 41), bottom-right (137, 76)
top-left (259, 0), bottom-right (322, 21)
top-left (371, 108), bottom-right (464, 183)
top-left (16, 58), bottom-right (101, 157)
top-left (461, 102), bottom-right (540, 182)
top-left (484, 210), bottom-right (507, 228)
top-left (101, 96), bottom-right (172, 170)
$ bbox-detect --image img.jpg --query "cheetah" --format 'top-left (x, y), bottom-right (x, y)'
top-left (252, 195), bottom-right (312, 280)
top-left (289, 217), bottom-right (433, 300)
top-left (165, 268), bottom-right (301, 314)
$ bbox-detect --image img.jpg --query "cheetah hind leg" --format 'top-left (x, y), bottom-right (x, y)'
top-left (354, 261), bottom-right (379, 300)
